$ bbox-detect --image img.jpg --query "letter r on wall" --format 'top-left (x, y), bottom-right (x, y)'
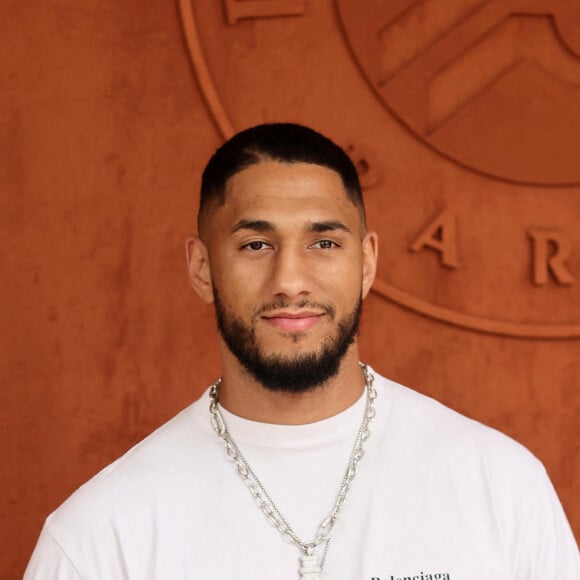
top-left (528, 229), bottom-right (574, 286)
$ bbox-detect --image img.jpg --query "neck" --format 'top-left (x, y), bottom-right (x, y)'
top-left (216, 346), bottom-right (366, 425)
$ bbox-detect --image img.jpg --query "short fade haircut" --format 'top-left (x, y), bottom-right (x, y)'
top-left (198, 123), bottom-right (366, 238)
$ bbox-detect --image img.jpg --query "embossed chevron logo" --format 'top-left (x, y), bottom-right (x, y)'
top-left (337, 0), bottom-right (580, 185)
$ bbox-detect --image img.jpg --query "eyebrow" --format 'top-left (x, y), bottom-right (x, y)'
top-left (306, 220), bottom-right (352, 234)
top-left (231, 219), bottom-right (352, 235)
top-left (231, 219), bottom-right (274, 234)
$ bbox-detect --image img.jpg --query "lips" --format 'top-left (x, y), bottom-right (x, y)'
top-left (262, 311), bottom-right (324, 332)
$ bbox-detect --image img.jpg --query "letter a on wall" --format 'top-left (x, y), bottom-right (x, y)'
top-left (410, 208), bottom-right (460, 268)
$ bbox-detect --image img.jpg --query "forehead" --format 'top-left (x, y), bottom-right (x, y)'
top-left (221, 161), bottom-right (356, 219)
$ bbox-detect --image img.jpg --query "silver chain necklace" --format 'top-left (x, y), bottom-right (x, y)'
top-left (208, 362), bottom-right (377, 580)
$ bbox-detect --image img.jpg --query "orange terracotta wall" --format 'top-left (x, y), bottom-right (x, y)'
top-left (2, 1), bottom-right (579, 577)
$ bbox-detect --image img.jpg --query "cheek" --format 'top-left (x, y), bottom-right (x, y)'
top-left (216, 249), bottom-right (274, 290)
top-left (327, 260), bottom-right (364, 297)
top-left (213, 267), bottom-right (265, 314)
top-left (320, 280), bottom-right (362, 315)
top-left (315, 253), bottom-right (361, 279)
top-left (339, 285), bottom-right (364, 309)
top-left (211, 251), bottom-right (252, 290)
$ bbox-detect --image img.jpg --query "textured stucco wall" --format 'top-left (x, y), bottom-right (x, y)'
top-left (2, 1), bottom-right (579, 577)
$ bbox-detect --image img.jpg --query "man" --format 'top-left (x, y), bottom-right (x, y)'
top-left (26, 123), bottom-right (579, 579)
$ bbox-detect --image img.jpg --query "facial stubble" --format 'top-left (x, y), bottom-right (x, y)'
top-left (213, 291), bottom-right (362, 393)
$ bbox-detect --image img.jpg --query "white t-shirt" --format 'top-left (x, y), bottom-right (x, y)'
top-left (25, 370), bottom-right (580, 579)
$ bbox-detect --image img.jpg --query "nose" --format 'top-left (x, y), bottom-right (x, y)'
top-left (269, 245), bottom-right (313, 300)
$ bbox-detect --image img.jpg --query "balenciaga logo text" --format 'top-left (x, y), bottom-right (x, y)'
top-left (371, 572), bottom-right (450, 580)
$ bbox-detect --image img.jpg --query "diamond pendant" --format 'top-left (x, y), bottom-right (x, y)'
top-left (299, 553), bottom-right (326, 580)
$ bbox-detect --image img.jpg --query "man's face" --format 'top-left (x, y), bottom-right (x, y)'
top-left (200, 161), bottom-right (377, 392)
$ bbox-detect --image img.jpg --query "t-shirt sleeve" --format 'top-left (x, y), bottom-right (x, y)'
top-left (24, 525), bottom-right (84, 580)
top-left (511, 465), bottom-right (580, 579)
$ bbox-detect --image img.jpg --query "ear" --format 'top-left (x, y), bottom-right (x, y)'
top-left (185, 236), bottom-right (214, 304)
top-left (361, 230), bottom-right (378, 299)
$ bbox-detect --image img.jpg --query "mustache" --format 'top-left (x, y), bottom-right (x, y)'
top-left (254, 299), bottom-right (335, 319)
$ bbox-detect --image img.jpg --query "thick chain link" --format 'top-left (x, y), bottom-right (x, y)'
top-left (209, 362), bottom-right (377, 557)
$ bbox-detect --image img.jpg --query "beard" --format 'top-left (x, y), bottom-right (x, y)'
top-left (213, 290), bottom-right (362, 393)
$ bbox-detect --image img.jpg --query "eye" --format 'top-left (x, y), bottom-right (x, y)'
top-left (311, 239), bottom-right (339, 249)
top-left (242, 240), bottom-right (272, 251)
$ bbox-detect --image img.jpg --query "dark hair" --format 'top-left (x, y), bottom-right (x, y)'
top-left (198, 123), bottom-right (365, 237)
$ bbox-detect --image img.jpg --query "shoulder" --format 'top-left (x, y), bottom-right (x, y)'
top-left (370, 368), bottom-right (546, 484)
top-left (370, 369), bottom-right (551, 532)
top-left (45, 391), bottom-right (218, 538)
top-left (366, 369), bottom-right (580, 576)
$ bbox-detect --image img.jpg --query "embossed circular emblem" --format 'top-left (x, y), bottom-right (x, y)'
top-left (179, 0), bottom-right (580, 338)
top-left (337, 0), bottom-right (580, 185)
